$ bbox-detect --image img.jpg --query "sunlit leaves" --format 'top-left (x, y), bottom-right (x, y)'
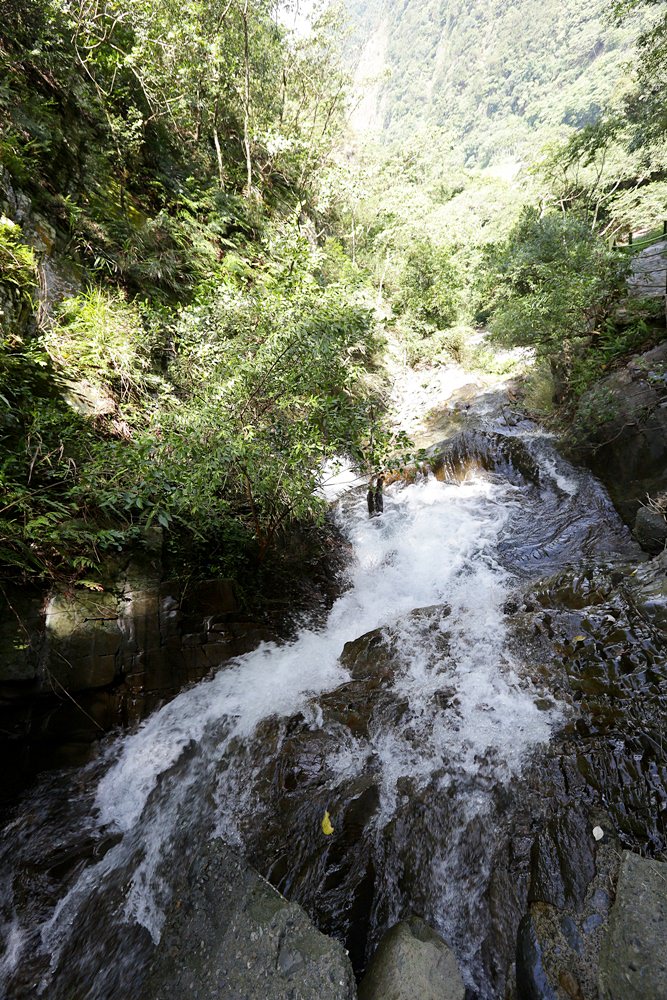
top-left (481, 209), bottom-right (631, 397)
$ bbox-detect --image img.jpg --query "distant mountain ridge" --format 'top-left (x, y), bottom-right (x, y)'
top-left (344, 0), bottom-right (643, 165)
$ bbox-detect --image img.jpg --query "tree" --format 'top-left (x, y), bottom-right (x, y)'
top-left (395, 237), bottom-right (460, 328)
top-left (615, 0), bottom-right (667, 145)
top-left (481, 209), bottom-right (630, 398)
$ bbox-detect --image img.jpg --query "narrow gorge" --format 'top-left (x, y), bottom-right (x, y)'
top-left (1, 0), bottom-right (666, 997)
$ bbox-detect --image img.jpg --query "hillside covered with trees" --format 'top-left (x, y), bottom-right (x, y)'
top-left (2, 0), bottom-right (666, 593)
top-left (340, 0), bottom-right (666, 404)
top-left (0, 0), bottom-right (396, 590)
top-left (345, 0), bottom-right (649, 165)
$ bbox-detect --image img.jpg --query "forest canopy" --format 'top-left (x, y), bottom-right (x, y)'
top-left (1, 0), bottom-right (665, 591)
top-left (0, 0), bottom-right (390, 586)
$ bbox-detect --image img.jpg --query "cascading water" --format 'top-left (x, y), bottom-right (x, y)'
top-left (0, 419), bottom-right (648, 1000)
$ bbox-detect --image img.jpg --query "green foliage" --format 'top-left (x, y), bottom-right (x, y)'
top-left (2, 0), bottom-right (663, 590)
top-left (0, 389), bottom-right (112, 579)
top-left (528, 0), bottom-right (667, 242)
top-left (328, 135), bottom-right (534, 366)
top-left (344, 0), bottom-right (645, 167)
top-left (0, 0), bottom-right (351, 306)
top-left (615, 0), bottom-right (667, 146)
top-left (0, 0), bottom-right (383, 586)
top-left (394, 238), bottom-right (459, 328)
top-left (44, 288), bottom-right (154, 399)
top-left (0, 217), bottom-right (37, 301)
top-left (480, 209), bottom-right (633, 397)
top-left (521, 362), bottom-right (558, 416)
top-left (160, 231), bottom-right (384, 562)
top-left (0, 221), bottom-right (387, 582)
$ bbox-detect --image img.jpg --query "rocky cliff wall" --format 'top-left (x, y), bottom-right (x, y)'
top-left (0, 533), bottom-right (278, 804)
top-left (569, 340), bottom-right (667, 552)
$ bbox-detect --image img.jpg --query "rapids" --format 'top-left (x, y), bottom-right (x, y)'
top-left (0, 409), bottom-right (658, 999)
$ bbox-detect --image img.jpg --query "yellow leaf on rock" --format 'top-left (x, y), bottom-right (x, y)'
top-left (321, 810), bottom-right (334, 836)
top-left (573, 635), bottom-right (587, 642)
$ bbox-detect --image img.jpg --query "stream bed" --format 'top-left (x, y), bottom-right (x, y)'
top-left (1, 411), bottom-right (665, 999)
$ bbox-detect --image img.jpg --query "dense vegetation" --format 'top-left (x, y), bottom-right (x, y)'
top-left (0, 0), bottom-right (390, 587)
top-left (341, 0), bottom-right (666, 400)
top-left (345, 0), bottom-right (646, 165)
top-left (1, 0), bottom-right (665, 591)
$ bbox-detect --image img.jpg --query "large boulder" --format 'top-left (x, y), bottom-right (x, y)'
top-left (358, 916), bottom-right (465, 1000)
top-left (627, 548), bottom-right (667, 636)
top-left (599, 851), bottom-right (667, 1000)
top-left (144, 838), bottom-right (356, 1000)
top-left (633, 505), bottom-right (667, 554)
top-left (569, 342), bottom-right (667, 531)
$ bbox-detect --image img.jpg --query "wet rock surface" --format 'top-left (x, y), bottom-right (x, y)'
top-left (628, 548), bottom-right (667, 635)
top-left (509, 562), bottom-right (667, 853)
top-left (500, 557), bottom-right (667, 1000)
top-left (0, 556), bottom-right (261, 802)
top-left (0, 517), bottom-right (349, 807)
top-left (633, 506), bottom-right (667, 554)
top-left (599, 851), bottom-right (667, 1000)
top-left (570, 341), bottom-right (667, 532)
top-left (229, 609), bottom-right (455, 973)
top-left (429, 430), bottom-right (542, 487)
top-left (516, 835), bottom-right (620, 1000)
top-left (145, 838), bottom-right (356, 1000)
top-left (2, 410), bottom-right (667, 1000)
top-left (204, 475), bottom-right (665, 999)
top-left (358, 915), bottom-right (465, 1000)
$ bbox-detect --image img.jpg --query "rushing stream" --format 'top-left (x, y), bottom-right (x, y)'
top-left (1, 409), bottom-right (664, 999)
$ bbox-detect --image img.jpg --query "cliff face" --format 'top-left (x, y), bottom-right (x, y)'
top-left (0, 534), bottom-right (276, 804)
top-left (345, 0), bottom-right (643, 163)
top-left (568, 340), bottom-right (667, 548)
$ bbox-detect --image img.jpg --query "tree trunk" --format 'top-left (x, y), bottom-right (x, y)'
top-left (241, 0), bottom-right (252, 196)
top-left (213, 99), bottom-right (225, 188)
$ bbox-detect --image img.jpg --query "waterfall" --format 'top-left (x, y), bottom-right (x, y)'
top-left (0, 427), bottom-right (641, 999)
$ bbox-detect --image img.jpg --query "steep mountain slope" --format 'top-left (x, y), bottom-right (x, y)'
top-left (346, 0), bottom-right (643, 165)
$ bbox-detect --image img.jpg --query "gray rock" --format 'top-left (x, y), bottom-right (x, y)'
top-left (633, 506), bottom-right (667, 554)
top-left (529, 808), bottom-right (595, 911)
top-left (628, 549), bottom-right (667, 635)
top-left (570, 341), bottom-right (667, 529)
top-left (358, 916), bottom-right (465, 1000)
top-left (340, 605), bottom-right (451, 682)
top-left (599, 851), bottom-right (667, 1000)
top-left (144, 838), bottom-right (356, 1000)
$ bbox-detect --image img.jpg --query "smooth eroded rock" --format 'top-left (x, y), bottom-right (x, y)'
top-left (599, 851), bottom-right (667, 1000)
top-left (144, 838), bottom-right (356, 1000)
top-left (358, 916), bottom-right (465, 1000)
top-left (633, 506), bottom-right (667, 554)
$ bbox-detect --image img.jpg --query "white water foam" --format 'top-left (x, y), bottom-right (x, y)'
top-left (316, 458), bottom-right (362, 501)
top-left (541, 454), bottom-right (579, 496)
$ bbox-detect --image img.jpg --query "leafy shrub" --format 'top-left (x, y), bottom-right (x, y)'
top-left (0, 216), bottom-right (37, 317)
top-left (479, 208), bottom-right (631, 398)
top-left (44, 288), bottom-right (154, 400)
